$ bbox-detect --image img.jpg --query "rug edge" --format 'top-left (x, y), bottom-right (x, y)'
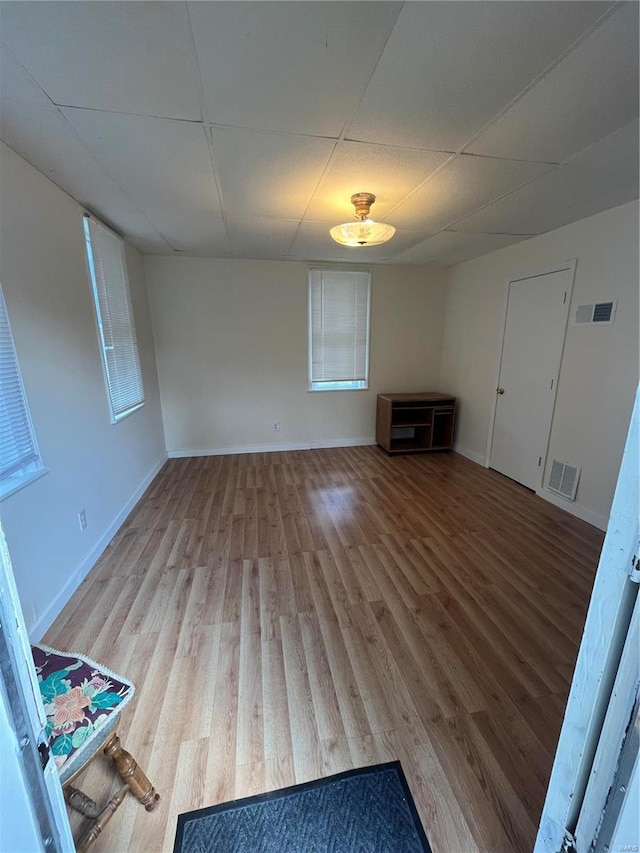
top-left (173, 761), bottom-right (432, 853)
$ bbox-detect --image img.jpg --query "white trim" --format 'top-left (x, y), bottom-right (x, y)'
top-left (0, 525), bottom-right (75, 851)
top-left (0, 466), bottom-right (49, 502)
top-left (574, 595), bottom-right (639, 850)
top-left (535, 385), bottom-right (639, 852)
top-left (29, 455), bottom-right (167, 641)
top-left (537, 487), bottom-right (608, 531)
top-left (486, 258), bottom-right (577, 487)
top-left (168, 437), bottom-right (377, 458)
top-left (312, 437), bottom-right (376, 449)
top-left (453, 444), bottom-right (488, 467)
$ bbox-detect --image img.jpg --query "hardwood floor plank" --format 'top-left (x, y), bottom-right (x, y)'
top-left (175, 566), bottom-right (212, 659)
top-left (298, 612), bottom-right (345, 742)
top-left (236, 603), bottom-right (263, 767)
top-left (399, 738), bottom-right (481, 853)
top-left (264, 754), bottom-right (296, 793)
top-left (42, 448), bottom-right (602, 852)
top-left (261, 625), bottom-right (294, 762)
top-left (424, 714), bottom-right (531, 853)
top-left (280, 614), bottom-right (323, 784)
top-left (204, 620), bottom-right (240, 803)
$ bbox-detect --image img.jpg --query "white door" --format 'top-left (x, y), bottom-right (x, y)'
top-left (490, 264), bottom-right (574, 490)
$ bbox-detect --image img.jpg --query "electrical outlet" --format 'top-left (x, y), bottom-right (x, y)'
top-left (78, 509), bottom-right (87, 531)
top-left (273, 422), bottom-right (281, 432)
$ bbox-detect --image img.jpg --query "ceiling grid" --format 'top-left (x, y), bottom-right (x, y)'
top-left (0, 0), bottom-right (636, 265)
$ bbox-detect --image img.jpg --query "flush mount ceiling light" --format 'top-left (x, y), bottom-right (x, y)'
top-left (329, 192), bottom-right (396, 247)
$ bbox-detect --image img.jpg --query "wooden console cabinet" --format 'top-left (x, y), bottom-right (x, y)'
top-left (376, 392), bottom-right (456, 454)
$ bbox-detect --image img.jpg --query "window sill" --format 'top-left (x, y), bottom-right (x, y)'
top-left (0, 467), bottom-right (49, 502)
top-left (111, 401), bottom-right (145, 424)
top-left (308, 384), bottom-right (369, 392)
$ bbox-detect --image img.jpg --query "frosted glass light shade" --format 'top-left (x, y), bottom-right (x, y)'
top-left (329, 219), bottom-right (396, 247)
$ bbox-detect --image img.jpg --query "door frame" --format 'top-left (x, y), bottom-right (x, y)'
top-left (534, 385), bottom-right (639, 852)
top-left (0, 523), bottom-right (75, 852)
top-left (484, 258), bottom-right (577, 491)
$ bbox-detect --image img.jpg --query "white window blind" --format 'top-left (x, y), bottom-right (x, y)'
top-left (84, 215), bottom-right (145, 422)
top-left (308, 268), bottom-right (371, 391)
top-left (0, 285), bottom-right (42, 490)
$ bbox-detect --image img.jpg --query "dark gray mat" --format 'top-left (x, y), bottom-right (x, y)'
top-left (173, 761), bottom-right (432, 853)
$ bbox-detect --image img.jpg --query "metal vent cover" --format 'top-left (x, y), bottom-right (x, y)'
top-left (548, 459), bottom-right (581, 501)
top-left (574, 301), bottom-right (616, 325)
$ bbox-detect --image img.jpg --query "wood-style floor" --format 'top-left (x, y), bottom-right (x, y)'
top-left (45, 448), bottom-right (604, 852)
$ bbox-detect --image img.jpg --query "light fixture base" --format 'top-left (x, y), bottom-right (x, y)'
top-left (350, 192), bottom-right (376, 221)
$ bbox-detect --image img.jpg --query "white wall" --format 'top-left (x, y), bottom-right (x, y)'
top-left (439, 201), bottom-right (639, 528)
top-left (0, 142), bottom-right (166, 637)
top-left (145, 257), bottom-right (448, 454)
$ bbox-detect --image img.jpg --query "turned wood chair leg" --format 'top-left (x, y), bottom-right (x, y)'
top-left (64, 785), bottom-right (100, 819)
top-left (102, 731), bottom-right (160, 812)
top-left (76, 784), bottom-right (129, 852)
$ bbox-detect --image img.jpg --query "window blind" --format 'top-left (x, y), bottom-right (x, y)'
top-left (84, 216), bottom-right (145, 421)
top-left (0, 286), bottom-right (40, 480)
top-left (309, 268), bottom-right (371, 390)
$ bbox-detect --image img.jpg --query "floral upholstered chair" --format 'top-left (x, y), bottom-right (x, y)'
top-left (32, 644), bottom-right (160, 851)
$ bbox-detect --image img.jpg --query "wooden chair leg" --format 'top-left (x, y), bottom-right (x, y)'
top-left (64, 785), bottom-right (100, 819)
top-left (102, 731), bottom-right (160, 812)
top-left (76, 784), bottom-right (129, 852)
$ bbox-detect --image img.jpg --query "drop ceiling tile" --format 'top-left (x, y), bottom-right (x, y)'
top-left (467, 3), bottom-right (639, 162)
top-left (61, 109), bottom-right (223, 245)
top-left (544, 184), bottom-right (639, 233)
top-left (0, 45), bottom-right (50, 105)
top-left (226, 218), bottom-right (299, 260)
top-left (288, 221), bottom-right (423, 263)
top-left (452, 159), bottom-right (638, 235)
top-left (0, 98), bottom-right (171, 253)
top-left (150, 212), bottom-right (231, 257)
top-left (565, 118), bottom-right (639, 179)
top-left (211, 127), bottom-right (335, 219)
top-left (389, 154), bottom-right (553, 232)
top-left (189, 1), bottom-right (401, 136)
top-left (347, 1), bottom-right (613, 151)
top-left (0, 1), bottom-right (201, 119)
top-left (304, 141), bottom-right (452, 222)
top-left (394, 231), bottom-right (531, 265)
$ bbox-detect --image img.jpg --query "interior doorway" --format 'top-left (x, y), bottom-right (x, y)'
top-left (489, 262), bottom-right (575, 490)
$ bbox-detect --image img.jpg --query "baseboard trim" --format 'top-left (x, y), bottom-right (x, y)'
top-left (168, 437), bottom-right (376, 458)
top-left (537, 488), bottom-right (608, 531)
top-left (30, 455), bottom-right (167, 641)
top-left (453, 444), bottom-right (488, 467)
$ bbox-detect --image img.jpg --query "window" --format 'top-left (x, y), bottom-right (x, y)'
top-left (83, 215), bottom-right (145, 422)
top-left (0, 285), bottom-right (46, 500)
top-left (308, 267), bottom-right (371, 391)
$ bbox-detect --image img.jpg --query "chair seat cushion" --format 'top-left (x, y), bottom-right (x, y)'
top-left (31, 644), bottom-right (135, 783)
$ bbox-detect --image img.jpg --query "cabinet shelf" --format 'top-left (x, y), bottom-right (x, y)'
top-left (376, 393), bottom-right (456, 455)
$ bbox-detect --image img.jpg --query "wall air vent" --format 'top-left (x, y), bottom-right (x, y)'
top-left (574, 301), bottom-right (616, 325)
top-left (548, 459), bottom-right (581, 501)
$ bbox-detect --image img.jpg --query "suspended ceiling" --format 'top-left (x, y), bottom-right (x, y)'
top-left (0, 1), bottom-right (638, 265)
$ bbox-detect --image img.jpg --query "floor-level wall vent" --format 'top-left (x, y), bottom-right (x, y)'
top-left (548, 459), bottom-right (581, 501)
top-left (574, 301), bottom-right (616, 325)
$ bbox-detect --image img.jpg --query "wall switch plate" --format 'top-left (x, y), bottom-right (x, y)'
top-left (273, 423), bottom-right (281, 432)
top-left (78, 509), bottom-right (87, 531)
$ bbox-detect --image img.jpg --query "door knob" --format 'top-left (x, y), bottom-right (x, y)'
top-left (497, 387), bottom-right (505, 395)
